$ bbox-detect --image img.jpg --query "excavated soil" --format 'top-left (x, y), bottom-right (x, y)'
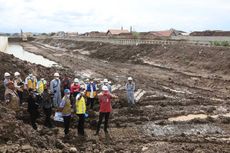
top-left (0, 37), bottom-right (230, 152)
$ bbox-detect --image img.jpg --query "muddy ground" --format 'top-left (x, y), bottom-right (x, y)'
top-left (0, 38), bottom-right (229, 152)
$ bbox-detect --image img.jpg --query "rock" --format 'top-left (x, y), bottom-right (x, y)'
top-left (142, 146), bottom-right (148, 151)
top-left (103, 148), bottom-right (115, 153)
top-left (6, 141), bottom-right (12, 145)
top-left (94, 149), bottom-right (100, 153)
top-left (21, 144), bottom-right (33, 152)
top-left (56, 139), bottom-right (66, 149)
top-left (69, 147), bottom-right (78, 153)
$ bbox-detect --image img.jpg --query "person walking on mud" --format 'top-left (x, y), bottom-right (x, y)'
top-left (14, 72), bottom-right (24, 105)
top-left (125, 77), bottom-right (135, 109)
top-left (75, 93), bottom-right (86, 136)
top-left (95, 86), bottom-right (118, 135)
top-left (59, 89), bottom-right (72, 136)
top-left (50, 73), bottom-right (62, 107)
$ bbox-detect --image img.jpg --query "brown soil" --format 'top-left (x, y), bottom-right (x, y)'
top-left (0, 38), bottom-right (229, 152)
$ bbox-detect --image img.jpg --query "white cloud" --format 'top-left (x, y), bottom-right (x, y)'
top-left (0, 0), bottom-right (229, 33)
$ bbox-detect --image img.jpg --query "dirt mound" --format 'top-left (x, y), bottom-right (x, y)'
top-left (190, 30), bottom-right (230, 36)
top-left (0, 104), bottom-right (80, 152)
top-left (35, 38), bottom-right (230, 75)
top-left (0, 51), bottom-right (72, 100)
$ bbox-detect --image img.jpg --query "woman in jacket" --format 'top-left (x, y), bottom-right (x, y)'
top-left (75, 93), bottom-right (86, 136)
top-left (59, 89), bottom-right (72, 135)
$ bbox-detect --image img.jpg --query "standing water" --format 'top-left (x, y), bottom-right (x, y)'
top-left (3, 44), bottom-right (58, 67)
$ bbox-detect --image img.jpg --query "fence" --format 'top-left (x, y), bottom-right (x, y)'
top-left (50, 35), bottom-right (230, 46)
top-left (53, 37), bottom-right (189, 46)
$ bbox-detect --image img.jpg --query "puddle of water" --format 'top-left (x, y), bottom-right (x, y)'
top-left (143, 123), bottom-right (224, 137)
top-left (168, 112), bottom-right (230, 122)
top-left (3, 44), bottom-right (58, 67)
top-left (168, 114), bottom-right (208, 122)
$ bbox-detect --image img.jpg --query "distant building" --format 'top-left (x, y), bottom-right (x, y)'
top-left (55, 31), bottom-right (66, 37)
top-left (148, 29), bottom-right (185, 37)
top-left (81, 31), bottom-right (106, 37)
top-left (106, 29), bottom-right (130, 36)
top-left (66, 32), bottom-right (78, 37)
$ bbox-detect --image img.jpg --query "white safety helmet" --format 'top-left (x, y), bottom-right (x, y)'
top-left (54, 72), bottom-right (60, 77)
top-left (128, 77), bottom-right (133, 81)
top-left (14, 72), bottom-right (20, 77)
top-left (103, 78), bottom-right (108, 83)
top-left (102, 85), bottom-right (109, 91)
top-left (74, 78), bottom-right (79, 83)
top-left (4, 72), bottom-right (10, 77)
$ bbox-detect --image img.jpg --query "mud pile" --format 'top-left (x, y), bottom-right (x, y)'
top-left (35, 38), bottom-right (230, 75)
top-left (0, 51), bottom-right (72, 100)
top-left (2, 38), bottom-right (229, 152)
top-left (0, 104), bottom-right (81, 153)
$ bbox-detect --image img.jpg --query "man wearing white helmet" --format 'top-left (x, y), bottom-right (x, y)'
top-left (125, 77), bottom-right (135, 108)
top-left (3, 72), bottom-right (11, 89)
top-left (70, 78), bottom-right (81, 104)
top-left (50, 73), bottom-right (62, 107)
top-left (14, 72), bottom-right (24, 105)
top-left (85, 78), bottom-right (97, 109)
top-left (95, 85), bottom-right (118, 135)
top-left (102, 78), bottom-right (112, 93)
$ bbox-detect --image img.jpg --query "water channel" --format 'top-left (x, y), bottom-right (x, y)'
top-left (2, 44), bottom-right (58, 67)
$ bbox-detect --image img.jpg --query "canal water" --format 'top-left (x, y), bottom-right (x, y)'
top-left (3, 44), bottom-right (58, 67)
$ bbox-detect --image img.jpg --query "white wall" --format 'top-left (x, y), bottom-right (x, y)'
top-left (0, 36), bottom-right (8, 51)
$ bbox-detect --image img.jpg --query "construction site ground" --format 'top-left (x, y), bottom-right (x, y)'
top-left (0, 38), bottom-right (230, 152)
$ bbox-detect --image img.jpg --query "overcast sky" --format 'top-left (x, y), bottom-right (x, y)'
top-left (0, 0), bottom-right (229, 33)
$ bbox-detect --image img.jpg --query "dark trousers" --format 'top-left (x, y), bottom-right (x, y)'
top-left (96, 112), bottom-right (110, 133)
top-left (30, 111), bottom-right (39, 130)
top-left (77, 114), bottom-right (85, 135)
top-left (71, 92), bottom-right (80, 106)
top-left (87, 98), bottom-right (95, 109)
top-left (63, 115), bottom-right (71, 135)
top-left (43, 107), bottom-right (52, 128)
top-left (17, 90), bottom-right (23, 105)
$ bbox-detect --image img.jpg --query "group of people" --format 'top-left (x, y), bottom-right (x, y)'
top-left (3, 71), bottom-right (136, 136)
